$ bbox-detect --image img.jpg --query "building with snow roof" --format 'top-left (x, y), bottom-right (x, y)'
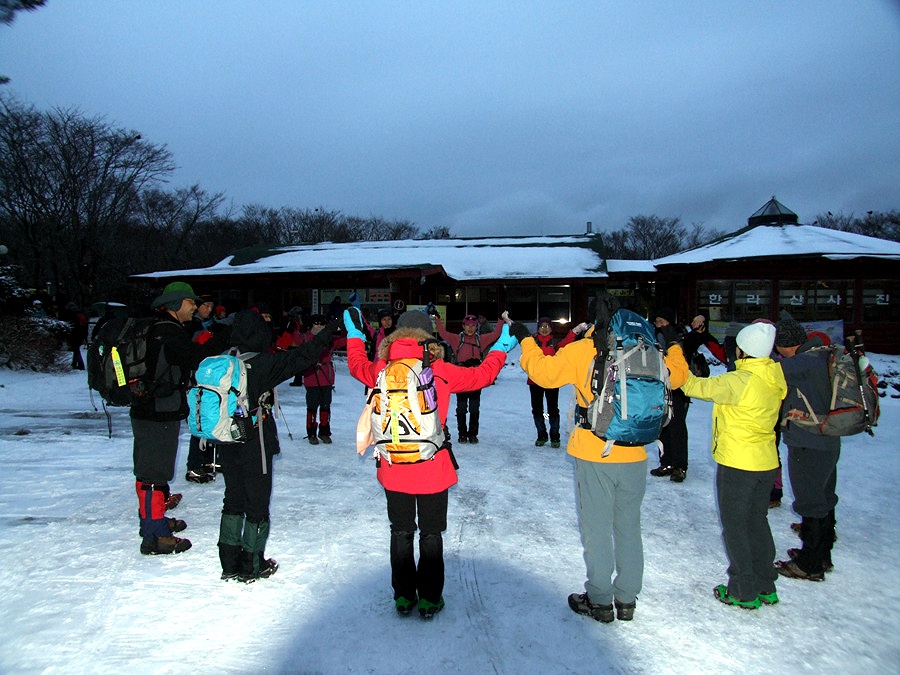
top-left (133, 197), bottom-right (899, 352)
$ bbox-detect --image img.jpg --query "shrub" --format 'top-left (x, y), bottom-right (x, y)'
top-left (0, 316), bottom-right (71, 371)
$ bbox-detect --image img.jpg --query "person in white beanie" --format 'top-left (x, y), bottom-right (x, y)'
top-left (680, 321), bottom-right (787, 610)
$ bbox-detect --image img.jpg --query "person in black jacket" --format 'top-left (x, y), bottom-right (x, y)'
top-left (217, 309), bottom-right (339, 582)
top-left (132, 282), bottom-right (228, 556)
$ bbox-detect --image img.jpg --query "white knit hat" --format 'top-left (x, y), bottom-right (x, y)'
top-left (736, 322), bottom-right (776, 359)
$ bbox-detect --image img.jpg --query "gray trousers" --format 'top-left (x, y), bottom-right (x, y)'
top-left (574, 458), bottom-right (646, 605)
top-left (717, 464), bottom-right (778, 602)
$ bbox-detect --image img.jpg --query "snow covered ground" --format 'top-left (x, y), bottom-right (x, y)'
top-left (1, 350), bottom-right (898, 674)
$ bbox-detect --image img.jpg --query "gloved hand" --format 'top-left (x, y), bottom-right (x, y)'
top-left (656, 324), bottom-right (681, 347)
top-left (426, 302), bottom-right (439, 317)
top-left (572, 321), bottom-right (591, 336)
top-left (315, 319), bottom-right (340, 344)
top-left (343, 308), bottom-right (366, 341)
top-left (509, 322), bottom-right (531, 344)
top-left (489, 324), bottom-right (518, 353)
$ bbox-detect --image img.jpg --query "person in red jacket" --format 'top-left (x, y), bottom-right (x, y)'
top-left (293, 314), bottom-right (347, 444)
top-left (527, 317), bottom-right (585, 447)
top-left (344, 308), bottom-right (518, 619)
top-left (433, 312), bottom-right (504, 444)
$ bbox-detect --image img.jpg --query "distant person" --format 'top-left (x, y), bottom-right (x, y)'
top-left (293, 314), bottom-right (346, 445)
top-left (476, 313), bottom-right (493, 335)
top-left (64, 301), bottom-right (88, 370)
top-left (433, 311), bottom-right (503, 444)
top-left (526, 317), bottom-right (583, 447)
top-left (185, 294), bottom-right (221, 485)
top-left (650, 308), bottom-right (690, 482)
top-left (681, 321), bottom-right (786, 609)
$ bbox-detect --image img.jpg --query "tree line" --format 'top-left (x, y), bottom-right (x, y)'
top-left (1, 94), bottom-right (896, 312)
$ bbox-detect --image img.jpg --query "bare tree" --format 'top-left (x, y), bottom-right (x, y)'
top-left (0, 96), bottom-right (174, 304)
top-left (814, 210), bottom-right (899, 242)
top-left (602, 215), bottom-right (722, 259)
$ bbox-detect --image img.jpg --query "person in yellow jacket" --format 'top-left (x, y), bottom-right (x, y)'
top-left (681, 320), bottom-right (787, 610)
top-left (512, 301), bottom-right (689, 624)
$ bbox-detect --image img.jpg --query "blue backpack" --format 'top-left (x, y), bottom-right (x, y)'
top-left (187, 350), bottom-right (256, 443)
top-left (578, 309), bottom-right (672, 456)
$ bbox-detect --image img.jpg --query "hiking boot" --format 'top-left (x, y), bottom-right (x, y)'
top-left (787, 548), bottom-right (833, 573)
top-left (240, 558), bottom-right (279, 583)
top-left (458, 435), bottom-right (469, 444)
top-left (221, 571), bottom-right (240, 581)
top-left (535, 438), bottom-right (548, 447)
top-left (568, 592), bottom-right (614, 623)
top-left (468, 436), bottom-right (478, 444)
top-left (551, 440), bottom-right (561, 448)
top-left (319, 435), bottom-right (333, 444)
top-left (418, 596), bottom-right (445, 619)
top-left (713, 584), bottom-right (760, 609)
top-left (185, 469), bottom-right (213, 484)
top-left (614, 599), bottom-right (636, 621)
top-left (650, 465), bottom-right (673, 477)
top-left (758, 591), bottom-right (779, 605)
top-left (167, 517), bottom-right (187, 533)
top-left (395, 596), bottom-right (417, 616)
top-left (307, 435), bottom-right (319, 446)
top-left (670, 468), bottom-right (686, 483)
top-left (140, 535), bottom-right (192, 555)
top-left (775, 559), bottom-right (825, 581)
top-left (165, 493), bottom-right (182, 511)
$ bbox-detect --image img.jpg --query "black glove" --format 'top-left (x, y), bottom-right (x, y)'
top-left (656, 324), bottom-right (681, 347)
top-left (426, 302), bottom-right (439, 317)
top-left (509, 322), bottom-right (531, 343)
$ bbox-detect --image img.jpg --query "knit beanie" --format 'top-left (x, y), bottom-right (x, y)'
top-left (775, 311), bottom-right (807, 348)
top-left (397, 310), bottom-right (433, 334)
top-left (736, 322), bottom-right (776, 358)
top-left (655, 308), bottom-right (677, 325)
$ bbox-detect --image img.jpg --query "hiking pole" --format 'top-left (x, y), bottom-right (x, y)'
top-left (849, 329), bottom-right (875, 436)
top-left (276, 401), bottom-right (295, 441)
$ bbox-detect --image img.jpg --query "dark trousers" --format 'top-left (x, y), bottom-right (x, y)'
top-left (455, 390), bottom-right (482, 437)
top-left (306, 385), bottom-right (333, 434)
top-left (529, 384), bottom-right (561, 441)
top-left (131, 417), bottom-right (180, 484)
top-left (186, 434), bottom-right (215, 472)
top-left (385, 489), bottom-right (449, 604)
top-left (716, 464), bottom-right (778, 602)
top-left (787, 444), bottom-right (840, 574)
top-left (659, 390), bottom-right (690, 470)
top-left (219, 437), bottom-right (275, 524)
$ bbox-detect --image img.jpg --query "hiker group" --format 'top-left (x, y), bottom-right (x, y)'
top-left (88, 283), bottom-right (879, 618)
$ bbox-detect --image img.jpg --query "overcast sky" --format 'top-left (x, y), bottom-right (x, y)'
top-left (2, 1), bottom-right (898, 238)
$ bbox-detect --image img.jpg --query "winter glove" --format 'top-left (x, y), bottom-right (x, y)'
top-left (426, 302), bottom-right (439, 317)
top-left (656, 324), bottom-right (681, 347)
top-left (509, 322), bottom-right (531, 344)
top-left (489, 324), bottom-right (518, 353)
top-left (343, 309), bottom-right (366, 341)
top-left (572, 322), bottom-right (591, 336)
top-left (194, 330), bottom-right (214, 344)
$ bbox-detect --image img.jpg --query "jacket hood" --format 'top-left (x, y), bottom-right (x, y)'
top-left (379, 327), bottom-right (443, 362)
top-left (229, 309), bottom-right (272, 353)
top-left (736, 355), bottom-right (787, 394)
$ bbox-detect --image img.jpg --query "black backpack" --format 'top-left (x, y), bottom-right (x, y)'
top-left (87, 317), bottom-right (161, 406)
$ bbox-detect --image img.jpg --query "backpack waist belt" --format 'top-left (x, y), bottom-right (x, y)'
top-left (573, 405), bottom-right (643, 447)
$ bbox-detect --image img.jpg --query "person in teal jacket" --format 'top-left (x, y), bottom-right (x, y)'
top-left (681, 321), bottom-right (787, 610)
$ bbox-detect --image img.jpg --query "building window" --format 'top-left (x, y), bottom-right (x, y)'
top-left (507, 286), bottom-right (537, 323)
top-left (539, 285), bottom-right (571, 323)
top-left (697, 281), bottom-right (732, 322)
top-left (733, 280), bottom-right (772, 323)
top-left (779, 280), bottom-right (854, 321)
top-left (862, 279), bottom-right (898, 322)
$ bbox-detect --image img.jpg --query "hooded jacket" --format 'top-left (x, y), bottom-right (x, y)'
top-left (681, 356), bottom-right (787, 471)
top-left (346, 326), bottom-right (507, 494)
top-left (519, 325), bottom-right (690, 464)
top-left (778, 335), bottom-right (841, 452)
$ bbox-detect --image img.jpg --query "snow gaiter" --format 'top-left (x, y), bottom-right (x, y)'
top-left (417, 533), bottom-right (445, 604)
top-left (240, 519), bottom-right (271, 577)
top-left (218, 512), bottom-right (244, 577)
top-left (319, 409), bottom-right (331, 437)
top-left (533, 413), bottom-right (547, 440)
top-left (136, 480), bottom-right (171, 541)
top-left (549, 414), bottom-right (561, 443)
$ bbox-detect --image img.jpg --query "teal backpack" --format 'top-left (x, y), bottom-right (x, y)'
top-left (188, 350), bottom-right (256, 443)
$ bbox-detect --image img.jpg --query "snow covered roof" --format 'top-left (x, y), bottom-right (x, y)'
top-left (653, 223), bottom-right (900, 266)
top-left (133, 234), bottom-right (610, 282)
